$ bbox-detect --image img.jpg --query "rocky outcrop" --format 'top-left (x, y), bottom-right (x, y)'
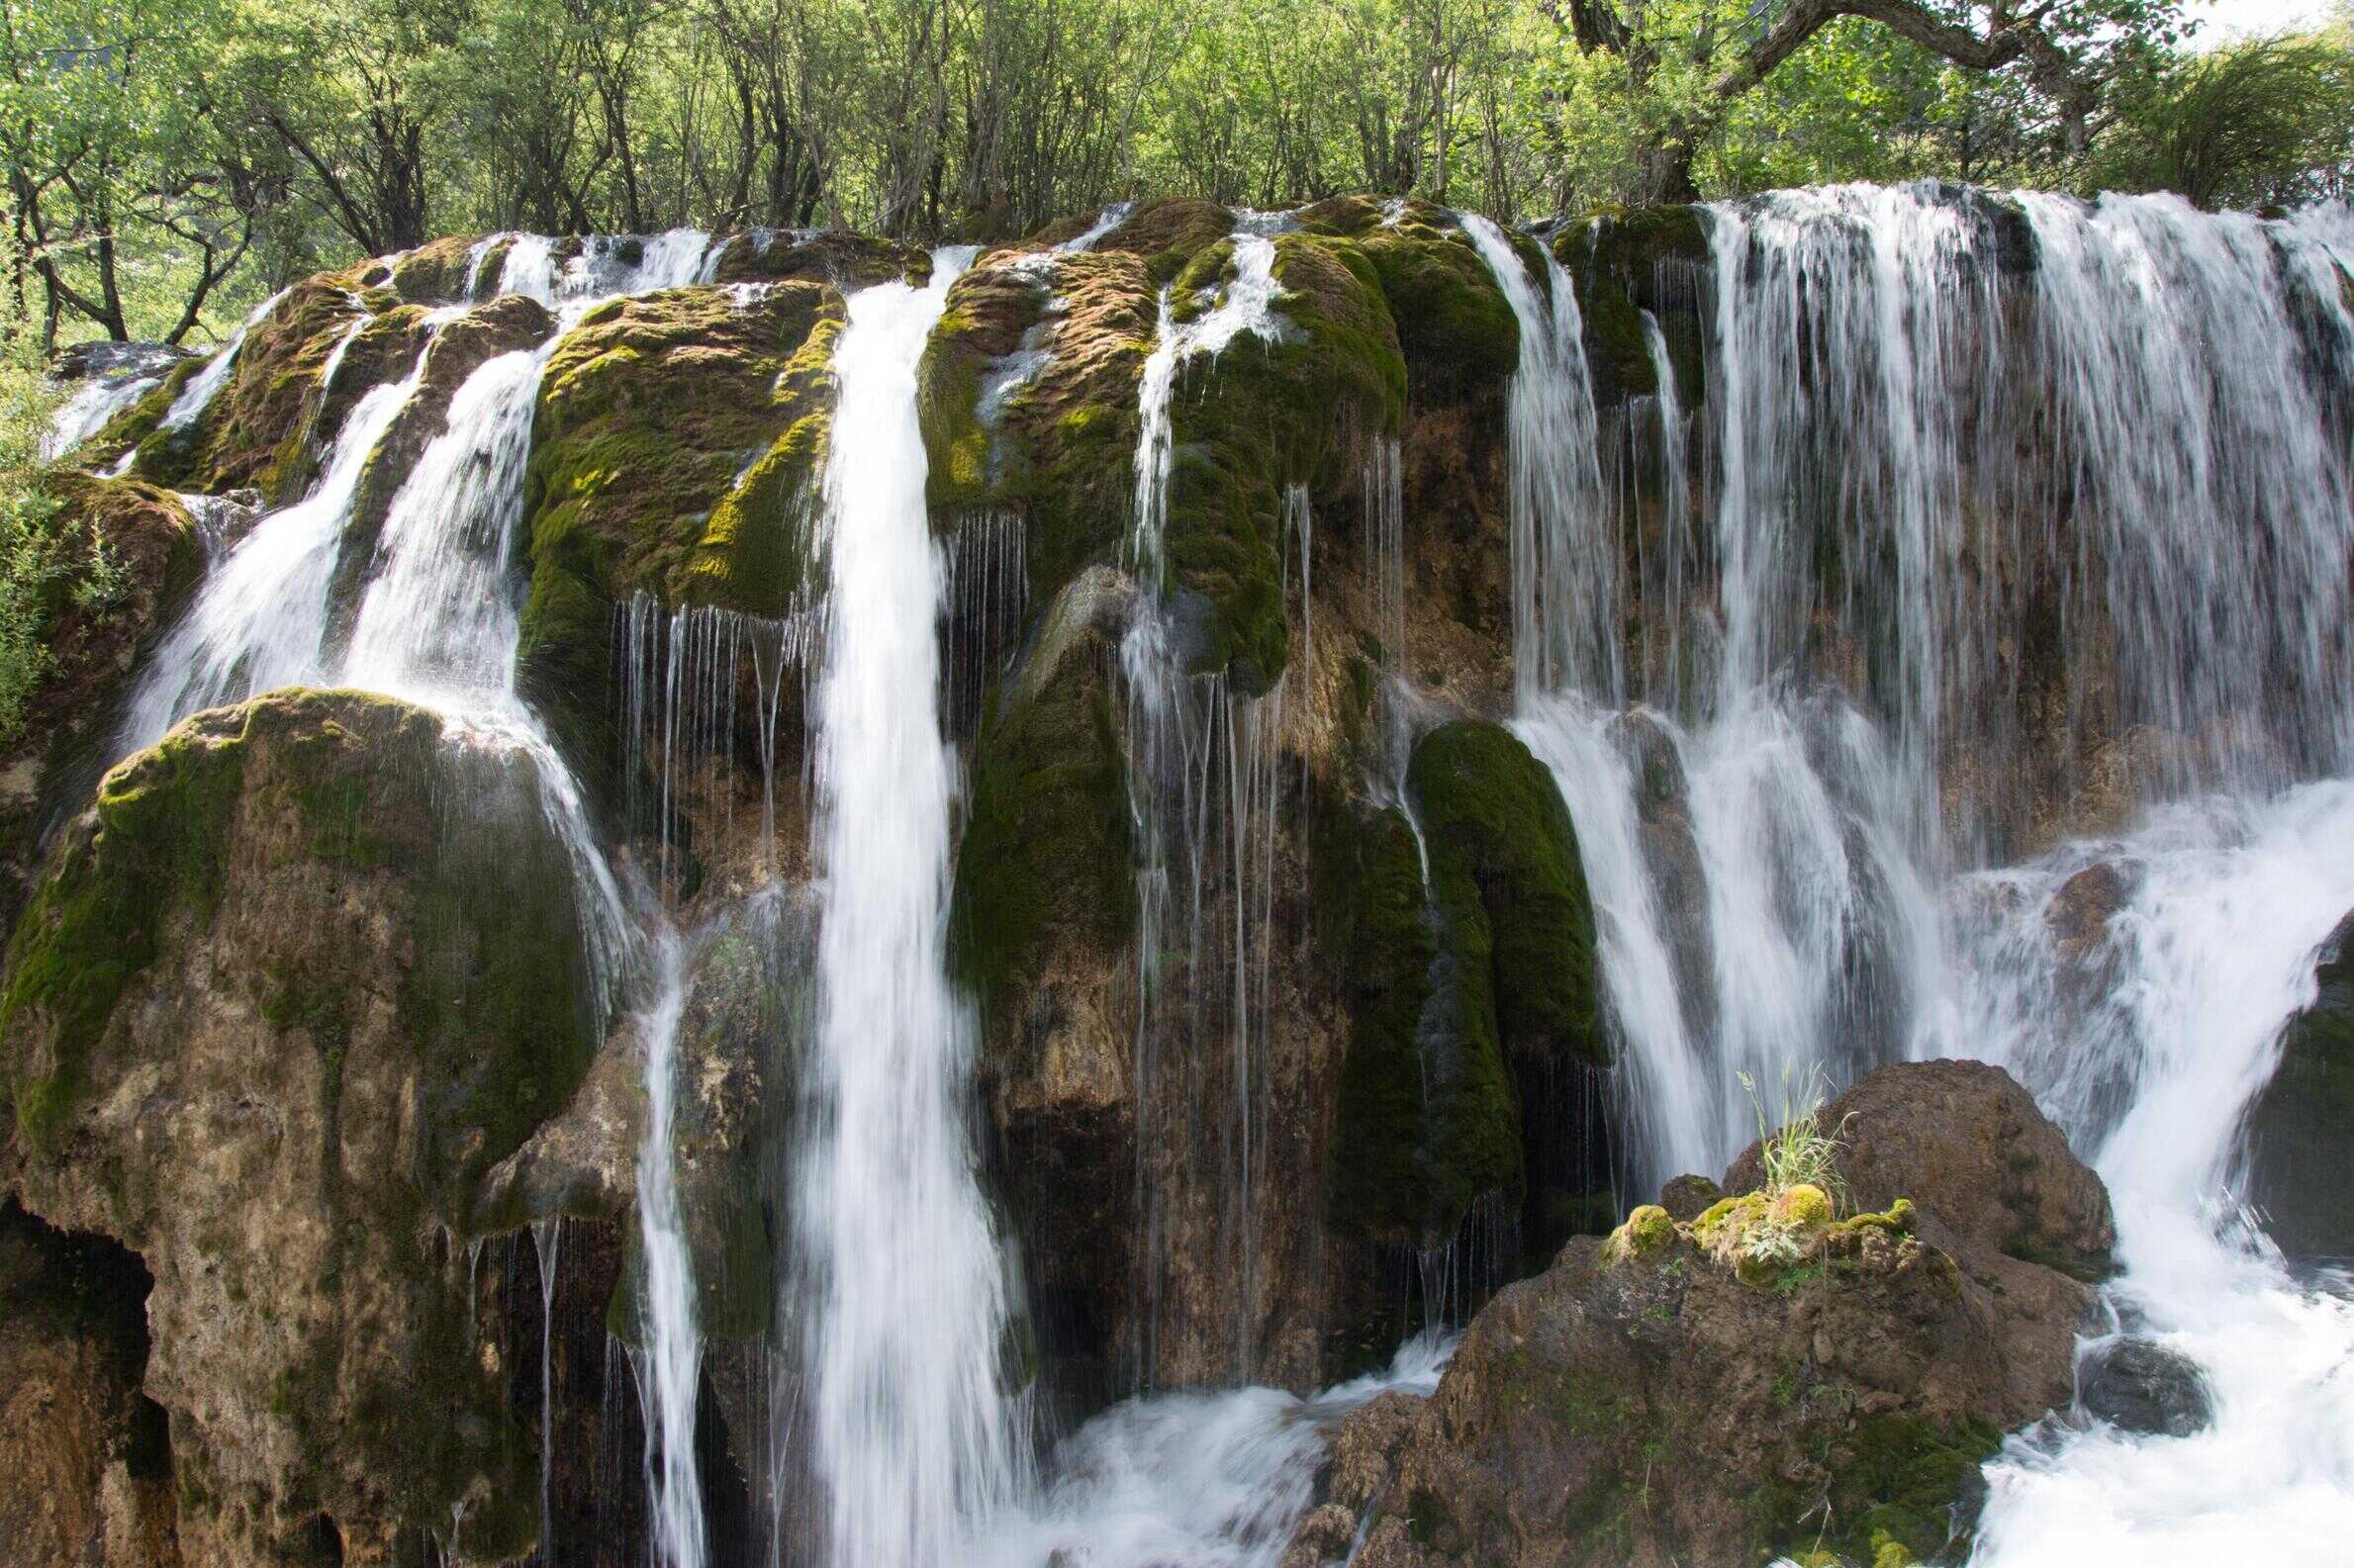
top-left (517, 279), bottom-right (843, 800)
top-left (1308, 1061), bottom-right (2109, 1568)
top-left (0, 690), bottom-right (620, 1565)
top-left (0, 1198), bottom-right (176, 1568)
top-left (2244, 909), bottom-right (2354, 1257)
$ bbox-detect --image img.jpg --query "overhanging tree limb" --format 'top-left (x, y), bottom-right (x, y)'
top-left (1708, 0), bottom-right (2098, 143)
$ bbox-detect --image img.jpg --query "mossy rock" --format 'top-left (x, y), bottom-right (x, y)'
top-left (1408, 720), bottom-right (1604, 1069)
top-left (948, 570), bottom-right (1136, 1032)
top-left (1151, 231), bottom-right (1405, 691)
top-left (706, 229), bottom-right (932, 291)
top-left (1095, 197), bottom-right (1240, 286)
top-left (1555, 205), bottom-right (1712, 409)
top-left (80, 356), bottom-right (206, 471)
top-left (916, 247), bottom-right (1155, 626)
top-left (0, 475), bottom-right (204, 931)
top-left (0, 688), bottom-right (600, 1192)
top-left (128, 273), bottom-right (387, 500)
top-left (383, 234), bottom-right (488, 306)
top-left (1322, 802), bottom-right (1465, 1245)
top-left (1298, 196), bottom-right (1520, 404)
top-left (515, 280), bottom-right (838, 788)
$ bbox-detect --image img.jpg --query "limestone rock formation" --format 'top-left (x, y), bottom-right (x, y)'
top-left (1308, 1061), bottom-right (2109, 1568)
top-left (0, 689), bottom-right (620, 1564)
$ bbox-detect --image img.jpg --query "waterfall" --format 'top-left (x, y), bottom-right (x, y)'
top-left (1473, 184), bottom-right (2354, 1560)
top-left (1458, 214), bottom-right (1612, 700)
top-left (121, 328), bottom-right (454, 748)
top-left (44, 364), bottom-right (164, 463)
top-left (796, 244), bottom-right (1031, 1567)
top-left (634, 935), bottom-right (709, 1568)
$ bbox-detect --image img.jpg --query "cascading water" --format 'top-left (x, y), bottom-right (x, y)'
top-left (795, 243), bottom-right (1032, 1567)
top-left (1475, 183), bottom-right (2354, 1560)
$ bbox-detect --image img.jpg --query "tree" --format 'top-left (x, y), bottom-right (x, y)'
top-left (2094, 34), bottom-right (2354, 210)
top-left (1541, 0), bottom-right (2186, 200)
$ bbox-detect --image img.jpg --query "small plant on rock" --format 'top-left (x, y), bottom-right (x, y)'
top-left (1742, 1063), bottom-right (1854, 1214)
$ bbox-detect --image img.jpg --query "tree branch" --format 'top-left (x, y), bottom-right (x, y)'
top-left (1709, 0), bottom-right (2096, 139)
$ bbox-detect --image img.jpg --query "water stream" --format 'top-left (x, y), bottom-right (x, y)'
top-left (796, 243), bottom-right (1032, 1567)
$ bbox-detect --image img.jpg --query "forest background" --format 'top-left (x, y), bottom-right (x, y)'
top-left (5, 0), bottom-right (2352, 353)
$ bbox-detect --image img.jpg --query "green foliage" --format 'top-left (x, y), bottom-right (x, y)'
top-left (20, 0), bottom-right (2322, 363)
top-left (2093, 35), bottom-right (2354, 211)
top-left (0, 260), bottom-right (98, 751)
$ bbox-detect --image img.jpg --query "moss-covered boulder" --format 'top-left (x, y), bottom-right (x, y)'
top-left (118, 274), bottom-right (405, 500)
top-left (919, 245), bottom-right (1156, 621)
top-left (380, 233), bottom-right (489, 306)
top-left (2245, 909), bottom-right (2354, 1256)
top-left (706, 228), bottom-right (931, 291)
top-left (0, 475), bottom-right (205, 930)
top-left (1554, 204), bottom-right (1712, 409)
top-left (922, 216), bottom-right (1412, 696)
top-left (0, 689), bottom-right (612, 1565)
top-left (1313, 1061), bottom-right (2109, 1568)
top-left (1321, 721), bottom-right (1603, 1255)
top-left (516, 280), bottom-right (840, 784)
top-left (1409, 720), bottom-right (1604, 1069)
top-left (1318, 786), bottom-right (1527, 1257)
top-left (1296, 195), bottom-right (1521, 404)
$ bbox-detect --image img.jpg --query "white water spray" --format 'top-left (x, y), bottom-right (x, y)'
top-left (797, 244), bottom-right (1030, 1568)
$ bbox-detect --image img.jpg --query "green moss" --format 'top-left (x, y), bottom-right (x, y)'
top-left (1, 691), bottom-right (598, 1195)
top-left (1605, 1203), bottom-right (1676, 1263)
top-left (1146, 232), bottom-right (1407, 692)
top-left (948, 597), bottom-right (1134, 1027)
top-left (516, 281), bottom-right (836, 785)
top-left (1346, 207), bottom-right (1520, 401)
top-left (1408, 720), bottom-right (1604, 1068)
top-left (1323, 806), bottom-right (1452, 1245)
top-left (1558, 204), bottom-right (1712, 409)
top-left (131, 275), bottom-right (381, 497)
top-left (0, 717), bottom-right (247, 1152)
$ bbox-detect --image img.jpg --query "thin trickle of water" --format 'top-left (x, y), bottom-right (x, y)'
top-left (796, 244), bottom-right (1030, 1568)
top-left (1058, 202), bottom-right (1137, 254)
top-left (1129, 234), bottom-right (1288, 586)
top-left (531, 1216), bottom-right (563, 1567)
top-left (1458, 214), bottom-right (1612, 699)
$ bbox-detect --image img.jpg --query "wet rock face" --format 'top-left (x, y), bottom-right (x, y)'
top-left (0, 690), bottom-right (612, 1565)
top-left (2245, 909), bottom-right (2354, 1258)
top-left (1312, 1060), bottom-right (2108, 1568)
top-left (2078, 1337), bottom-right (2212, 1437)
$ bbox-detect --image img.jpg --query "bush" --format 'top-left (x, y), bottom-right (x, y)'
top-left (0, 245), bottom-right (118, 751)
top-left (2094, 36), bottom-right (2354, 211)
